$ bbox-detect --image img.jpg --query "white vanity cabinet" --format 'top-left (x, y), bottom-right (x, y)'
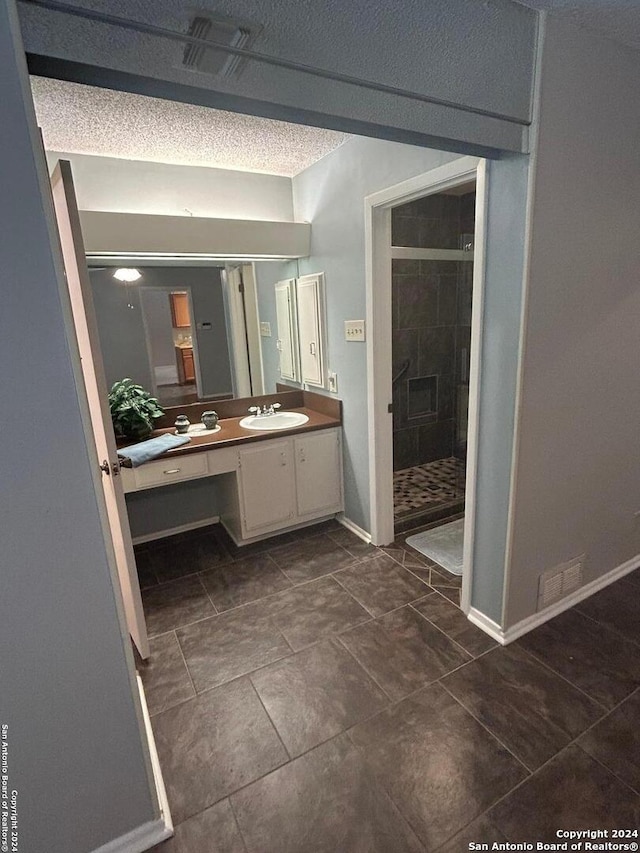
top-left (224, 427), bottom-right (343, 542)
top-left (236, 439), bottom-right (296, 534)
top-left (122, 424), bottom-right (343, 546)
top-left (294, 430), bottom-right (342, 518)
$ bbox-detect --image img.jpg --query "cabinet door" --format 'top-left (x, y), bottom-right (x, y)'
top-left (296, 274), bottom-right (325, 387)
top-left (295, 430), bottom-right (343, 518)
top-left (170, 291), bottom-right (191, 328)
top-left (275, 279), bottom-right (298, 381)
top-left (183, 348), bottom-right (195, 382)
top-left (239, 439), bottom-right (296, 533)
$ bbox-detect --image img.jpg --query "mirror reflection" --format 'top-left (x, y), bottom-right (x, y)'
top-left (89, 259), bottom-right (301, 407)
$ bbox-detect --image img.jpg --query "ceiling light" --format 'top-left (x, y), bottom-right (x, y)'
top-left (113, 268), bottom-right (142, 282)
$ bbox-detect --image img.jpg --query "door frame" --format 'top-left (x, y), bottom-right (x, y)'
top-left (137, 283), bottom-right (203, 399)
top-left (364, 156), bottom-right (488, 614)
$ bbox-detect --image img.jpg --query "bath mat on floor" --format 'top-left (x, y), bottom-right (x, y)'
top-left (406, 518), bottom-right (465, 576)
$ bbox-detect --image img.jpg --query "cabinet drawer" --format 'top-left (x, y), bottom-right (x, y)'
top-left (133, 452), bottom-right (208, 489)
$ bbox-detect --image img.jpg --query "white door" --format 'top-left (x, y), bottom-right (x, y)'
top-left (238, 440), bottom-right (296, 533)
top-left (275, 279), bottom-right (297, 380)
top-left (295, 430), bottom-right (343, 517)
top-left (297, 274), bottom-right (325, 387)
top-left (51, 160), bottom-right (150, 659)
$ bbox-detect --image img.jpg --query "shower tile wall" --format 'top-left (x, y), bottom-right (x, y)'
top-left (391, 192), bottom-right (474, 472)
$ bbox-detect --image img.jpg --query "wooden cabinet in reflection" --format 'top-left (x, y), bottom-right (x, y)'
top-left (175, 346), bottom-right (195, 384)
top-left (170, 292), bottom-right (191, 328)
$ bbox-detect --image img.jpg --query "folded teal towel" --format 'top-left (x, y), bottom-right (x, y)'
top-left (118, 433), bottom-right (191, 468)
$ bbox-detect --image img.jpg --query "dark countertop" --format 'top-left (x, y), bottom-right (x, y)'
top-left (118, 406), bottom-right (341, 461)
top-left (117, 388), bottom-right (342, 464)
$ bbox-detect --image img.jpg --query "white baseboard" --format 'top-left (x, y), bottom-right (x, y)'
top-left (467, 608), bottom-right (507, 644)
top-left (133, 516), bottom-right (220, 545)
top-left (336, 513), bottom-right (371, 543)
top-left (136, 675), bottom-right (173, 837)
top-left (91, 819), bottom-right (171, 853)
top-left (468, 552), bottom-right (640, 646)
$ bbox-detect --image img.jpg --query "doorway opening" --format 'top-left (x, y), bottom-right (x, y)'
top-left (141, 288), bottom-right (199, 406)
top-left (391, 180), bottom-right (476, 555)
top-left (366, 156), bottom-right (487, 613)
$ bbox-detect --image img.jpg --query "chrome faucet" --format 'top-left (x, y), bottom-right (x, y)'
top-left (248, 402), bottom-right (281, 418)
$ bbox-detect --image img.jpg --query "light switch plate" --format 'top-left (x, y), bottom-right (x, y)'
top-left (260, 321), bottom-right (272, 337)
top-left (345, 320), bottom-right (365, 341)
top-left (328, 371), bottom-right (338, 393)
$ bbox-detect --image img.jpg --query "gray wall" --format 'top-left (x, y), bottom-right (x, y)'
top-left (141, 288), bottom-right (176, 370)
top-left (504, 15), bottom-right (640, 626)
top-left (0, 4), bottom-right (156, 851)
top-left (470, 154), bottom-right (530, 624)
top-left (45, 150), bottom-right (295, 220)
top-left (20, 0), bottom-right (537, 155)
top-left (90, 267), bottom-right (154, 391)
top-left (293, 136), bottom-right (460, 530)
top-left (127, 479), bottom-right (220, 539)
top-left (91, 266), bottom-right (234, 398)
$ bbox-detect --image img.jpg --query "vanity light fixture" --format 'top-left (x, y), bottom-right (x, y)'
top-left (113, 268), bottom-right (142, 282)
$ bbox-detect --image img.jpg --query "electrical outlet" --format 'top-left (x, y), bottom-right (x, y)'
top-left (345, 320), bottom-right (365, 341)
top-left (328, 371), bottom-right (338, 393)
top-left (260, 321), bottom-right (271, 337)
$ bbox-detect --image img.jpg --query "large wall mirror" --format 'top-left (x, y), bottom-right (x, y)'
top-left (89, 258), bottom-right (328, 409)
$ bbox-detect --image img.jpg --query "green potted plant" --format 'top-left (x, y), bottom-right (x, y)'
top-left (108, 378), bottom-right (165, 441)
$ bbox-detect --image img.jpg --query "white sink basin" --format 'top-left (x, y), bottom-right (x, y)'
top-left (239, 412), bottom-right (310, 431)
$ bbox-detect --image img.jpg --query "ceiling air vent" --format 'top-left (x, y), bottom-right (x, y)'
top-left (181, 12), bottom-right (261, 79)
top-left (537, 556), bottom-right (584, 611)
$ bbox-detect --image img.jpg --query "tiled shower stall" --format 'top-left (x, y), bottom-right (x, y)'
top-left (391, 189), bottom-right (475, 529)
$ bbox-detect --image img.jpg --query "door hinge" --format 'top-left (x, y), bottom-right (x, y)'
top-left (238, 282), bottom-right (245, 293)
top-left (387, 403), bottom-right (393, 414)
top-left (100, 459), bottom-right (121, 476)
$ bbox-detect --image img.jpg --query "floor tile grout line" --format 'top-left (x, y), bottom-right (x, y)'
top-left (332, 634), bottom-right (397, 702)
top-left (407, 601), bottom-right (477, 659)
top-left (569, 604), bottom-right (640, 651)
top-left (438, 682), bottom-right (534, 775)
top-left (246, 676), bottom-right (293, 762)
top-left (468, 683), bottom-right (640, 826)
top-left (173, 628), bottom-right (198, 697)
top-left (197, 573), bottom-right (220, 617)
top-left (148, 609), bottom-right (222, 641)
top-left (514, 642), bottom-right (615, 714)
top-left (226, 795), bottom-right (250, 853)
top-left (581, 747), bottom-right (640, 799)
top-left (263, 549), bottom-right (298, 587)
top-left (329, 570), bottom-right (378, 618)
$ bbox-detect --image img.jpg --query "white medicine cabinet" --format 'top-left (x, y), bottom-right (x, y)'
top-left (274, 278), bottom-right (299, 382)
top-left (274, 272), bottom-right (327, 389)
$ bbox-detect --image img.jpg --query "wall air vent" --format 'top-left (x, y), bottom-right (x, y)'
top-left (181, 13), bottom-right (261, 79)
top-left (537, 556), bottom-right (584, 611)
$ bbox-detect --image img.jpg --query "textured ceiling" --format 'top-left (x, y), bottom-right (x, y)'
top-left (30, 76), bottom-right (350, 176)
top-left (516, 0), bottom-right (640, 53)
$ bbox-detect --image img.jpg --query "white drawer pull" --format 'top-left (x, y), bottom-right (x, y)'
top-left (163, 468), bottom-right (181, 475)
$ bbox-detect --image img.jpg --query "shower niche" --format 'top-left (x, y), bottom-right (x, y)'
top-left (391, 183), bottom-right (475, 531)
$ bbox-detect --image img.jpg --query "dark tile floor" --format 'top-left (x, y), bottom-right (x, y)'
top-left (138, 520), bottom-right (640, 853)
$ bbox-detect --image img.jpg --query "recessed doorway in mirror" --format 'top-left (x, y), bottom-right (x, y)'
top-left (89, 266), bottom-right (236, 407)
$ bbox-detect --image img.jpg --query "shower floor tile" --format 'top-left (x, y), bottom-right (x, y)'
top-left (393, 457), bottom-right (465, 522)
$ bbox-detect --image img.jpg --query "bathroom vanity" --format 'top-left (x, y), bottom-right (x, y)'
top-left (120, 390), bottom-right (343, 545)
